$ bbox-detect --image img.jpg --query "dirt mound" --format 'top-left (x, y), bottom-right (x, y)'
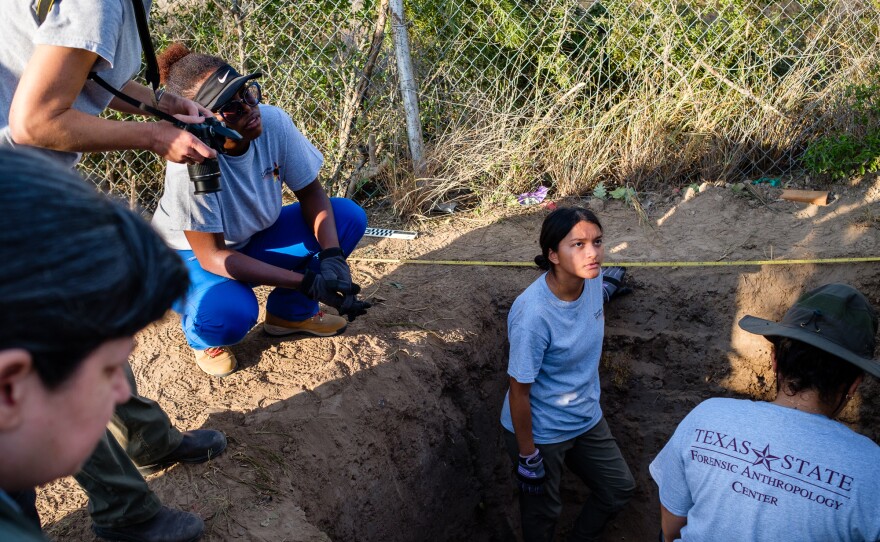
top-left (40, 178), bottom-right (880, 541)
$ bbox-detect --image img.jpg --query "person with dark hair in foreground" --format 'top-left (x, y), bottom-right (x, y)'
top-left (500, 207), bottom-right (635, 541)
top-left (0, 4), bottom-right (227, 539)
top-left (650, 283), bottom-right (880, 541)
top-left (150, 43), bottom-right (369, 377)
top-left (0, 148), bottom-right (190, 540)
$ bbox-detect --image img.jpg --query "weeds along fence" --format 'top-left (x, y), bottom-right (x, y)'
top-left (79, 0), bottom-right (880, 216)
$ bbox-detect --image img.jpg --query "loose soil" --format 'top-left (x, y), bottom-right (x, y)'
top-left (40, 178), bottom-right (880, 541)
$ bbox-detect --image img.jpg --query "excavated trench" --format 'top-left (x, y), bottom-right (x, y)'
top-left (38, 193), bottom-right (880, 541)
top-left (292, 264), bottom-right (880, 541)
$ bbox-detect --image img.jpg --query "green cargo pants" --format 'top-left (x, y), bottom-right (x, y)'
top-left (73, 362), bottom-right (183, 528)
top-left (504, 418), bottom-right (636, 542)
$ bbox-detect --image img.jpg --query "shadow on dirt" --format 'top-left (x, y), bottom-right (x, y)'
top-left (44, 184), bottom-right (880, 541)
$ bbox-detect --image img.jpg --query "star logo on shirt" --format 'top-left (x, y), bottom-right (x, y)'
top-left (751, 444), bottom-right (779, 471)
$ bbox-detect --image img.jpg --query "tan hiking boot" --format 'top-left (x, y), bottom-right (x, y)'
top-left (194, 346), bottom-right (238, 377)
top-left (263, 311), bottom-right (347, 337)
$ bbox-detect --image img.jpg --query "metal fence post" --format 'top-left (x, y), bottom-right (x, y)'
top-left (388, 0), bottom-right (425, 178)
top-left (79, 1), bottom-right (880, 215)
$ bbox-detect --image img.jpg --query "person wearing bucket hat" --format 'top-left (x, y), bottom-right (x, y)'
top-left (738, 283), bottom-right (880, 379)
top-left (649, 283), bottom-right (880, 542)
top-left (151, 43), bottom-right (370, 378)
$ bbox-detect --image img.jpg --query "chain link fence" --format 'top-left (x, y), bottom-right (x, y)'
top-left (79, 0), bottom-right (880, 215)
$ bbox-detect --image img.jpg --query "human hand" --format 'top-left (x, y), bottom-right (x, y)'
top-left (160, 92), bottom-right (213, 122)
top-left (150, 121), bottom-right (217, 164)
top-left (602, 266), bottom-right (631, 303)
top-left (516, 449), bottom-right (546, 495)
top-left (299, 269), bottom-right (371, 321)
top-left (318, 247), bottom-right (355, 294)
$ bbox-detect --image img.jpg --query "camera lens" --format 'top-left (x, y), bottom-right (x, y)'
top-left (187, 159), bottom-right (222, 194)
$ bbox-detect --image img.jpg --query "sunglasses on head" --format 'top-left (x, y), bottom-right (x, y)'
top-left (214, 81), bottom-right (262, 121)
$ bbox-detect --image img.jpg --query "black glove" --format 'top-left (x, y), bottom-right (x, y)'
top-left (298, 269), bottom-right (359, 305)
top-left (515, 449), bottom-right (546, 495)
top-left (318, 247), bottom-right (356, 294)
top-left (300, 270), bottom-right (371, 322)
top-left (602, 266), bottom-right (631, 303)
top-left (338, 294), bottom-right (372, 322)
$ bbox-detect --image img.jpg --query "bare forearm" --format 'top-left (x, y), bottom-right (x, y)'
top-left (108, 81), bottom-right (153, 116)
top-left (297, 182), bottom-right (339, 249)
top-left (110, 81), bottom-right (209, 120)
top-left (660, 504), bottom-right (686, 541)
top-left (11, 46), bottom-right (153, 154)
top-left (199, 248), bottom-right (303, 289)
top-left (12, 106), bottom-right (158, 154)
top-left (509, 380), bottom-right (536, 455)
top-left (10, 43), bottom-right (212, 163)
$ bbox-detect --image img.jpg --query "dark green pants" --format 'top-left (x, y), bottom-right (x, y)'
top-left (73, 363), bottom-right (183, 528)
top-left (504, 418), bottom-right (636, 542)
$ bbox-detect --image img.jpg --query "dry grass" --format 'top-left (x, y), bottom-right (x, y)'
top-left (600, 352), bottom-right (633, 392)
top-left (382, 17), bottom-right (880, 218)
top-left (76, 2), bottom-right (880, 220)
top-left (852, 206), bottom-right (880, 229)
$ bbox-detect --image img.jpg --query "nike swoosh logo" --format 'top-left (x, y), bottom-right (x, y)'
top-left (218, 71), bottom-right (230, 84)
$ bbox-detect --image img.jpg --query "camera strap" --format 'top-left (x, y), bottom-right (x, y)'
top-left (87, 73), bottom-right (181, 126)
top-left (34, 1), bottom-right (55, 23)
top-left (36, 0), bottom-right (183, 127)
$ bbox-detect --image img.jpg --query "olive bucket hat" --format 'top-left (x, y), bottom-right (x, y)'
top-left (738, 283), bottom-right (879, 377)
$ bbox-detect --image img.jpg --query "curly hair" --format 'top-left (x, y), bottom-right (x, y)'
top-left (157, 42), bottom-right (227, 100)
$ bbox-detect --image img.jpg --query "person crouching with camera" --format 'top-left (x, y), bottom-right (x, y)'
top-left (151, 44), bottom-right (370, 378)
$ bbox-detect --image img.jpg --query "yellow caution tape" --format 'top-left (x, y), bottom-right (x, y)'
top-left (349, 256), bottom-right (880, 268)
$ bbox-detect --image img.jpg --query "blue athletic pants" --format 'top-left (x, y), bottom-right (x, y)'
top-left (174, 198), bottom-right (367, 350)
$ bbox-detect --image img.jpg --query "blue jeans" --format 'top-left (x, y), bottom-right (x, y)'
top-left (175, 198), bottom-right (367, 350)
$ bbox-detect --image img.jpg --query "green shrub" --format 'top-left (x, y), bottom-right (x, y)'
top-left (804, 77), bottom-right (880, 180)
top-left (804, 133), bottom-right (880, 179)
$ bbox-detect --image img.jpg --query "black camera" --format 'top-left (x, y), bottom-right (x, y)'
top-left (181, 117), bottom-right (242, 195)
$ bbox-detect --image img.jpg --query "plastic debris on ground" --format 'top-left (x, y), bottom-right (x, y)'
top-left (517, 186), bottom-right (549, 205)
top-left (433, 201), bottom-right (457, 214)
top-left (779, 189), bottom-right (835, 206)
top-left (752, 177), bottom-right (781, 187)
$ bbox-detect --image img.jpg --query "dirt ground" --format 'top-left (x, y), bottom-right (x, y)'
top-left (40, 176), bottom-right (880, 541)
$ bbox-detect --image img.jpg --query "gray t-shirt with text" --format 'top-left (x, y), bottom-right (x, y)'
top-left (650, 397), bottom-right (880, 541)
top-left (500, 272), bottom-right (605, 443)
top-left (0, 0), bottom-right (149, 168)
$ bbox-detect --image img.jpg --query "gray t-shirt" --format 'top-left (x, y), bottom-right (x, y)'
top-left (0, 0), bottom-right (149, 168)
top-left (151, 105), bottom-right (323, 250)
top-left (650, 397), bottom-right (880, 541)
top-left (500, 272), bottom-right (605, 443)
